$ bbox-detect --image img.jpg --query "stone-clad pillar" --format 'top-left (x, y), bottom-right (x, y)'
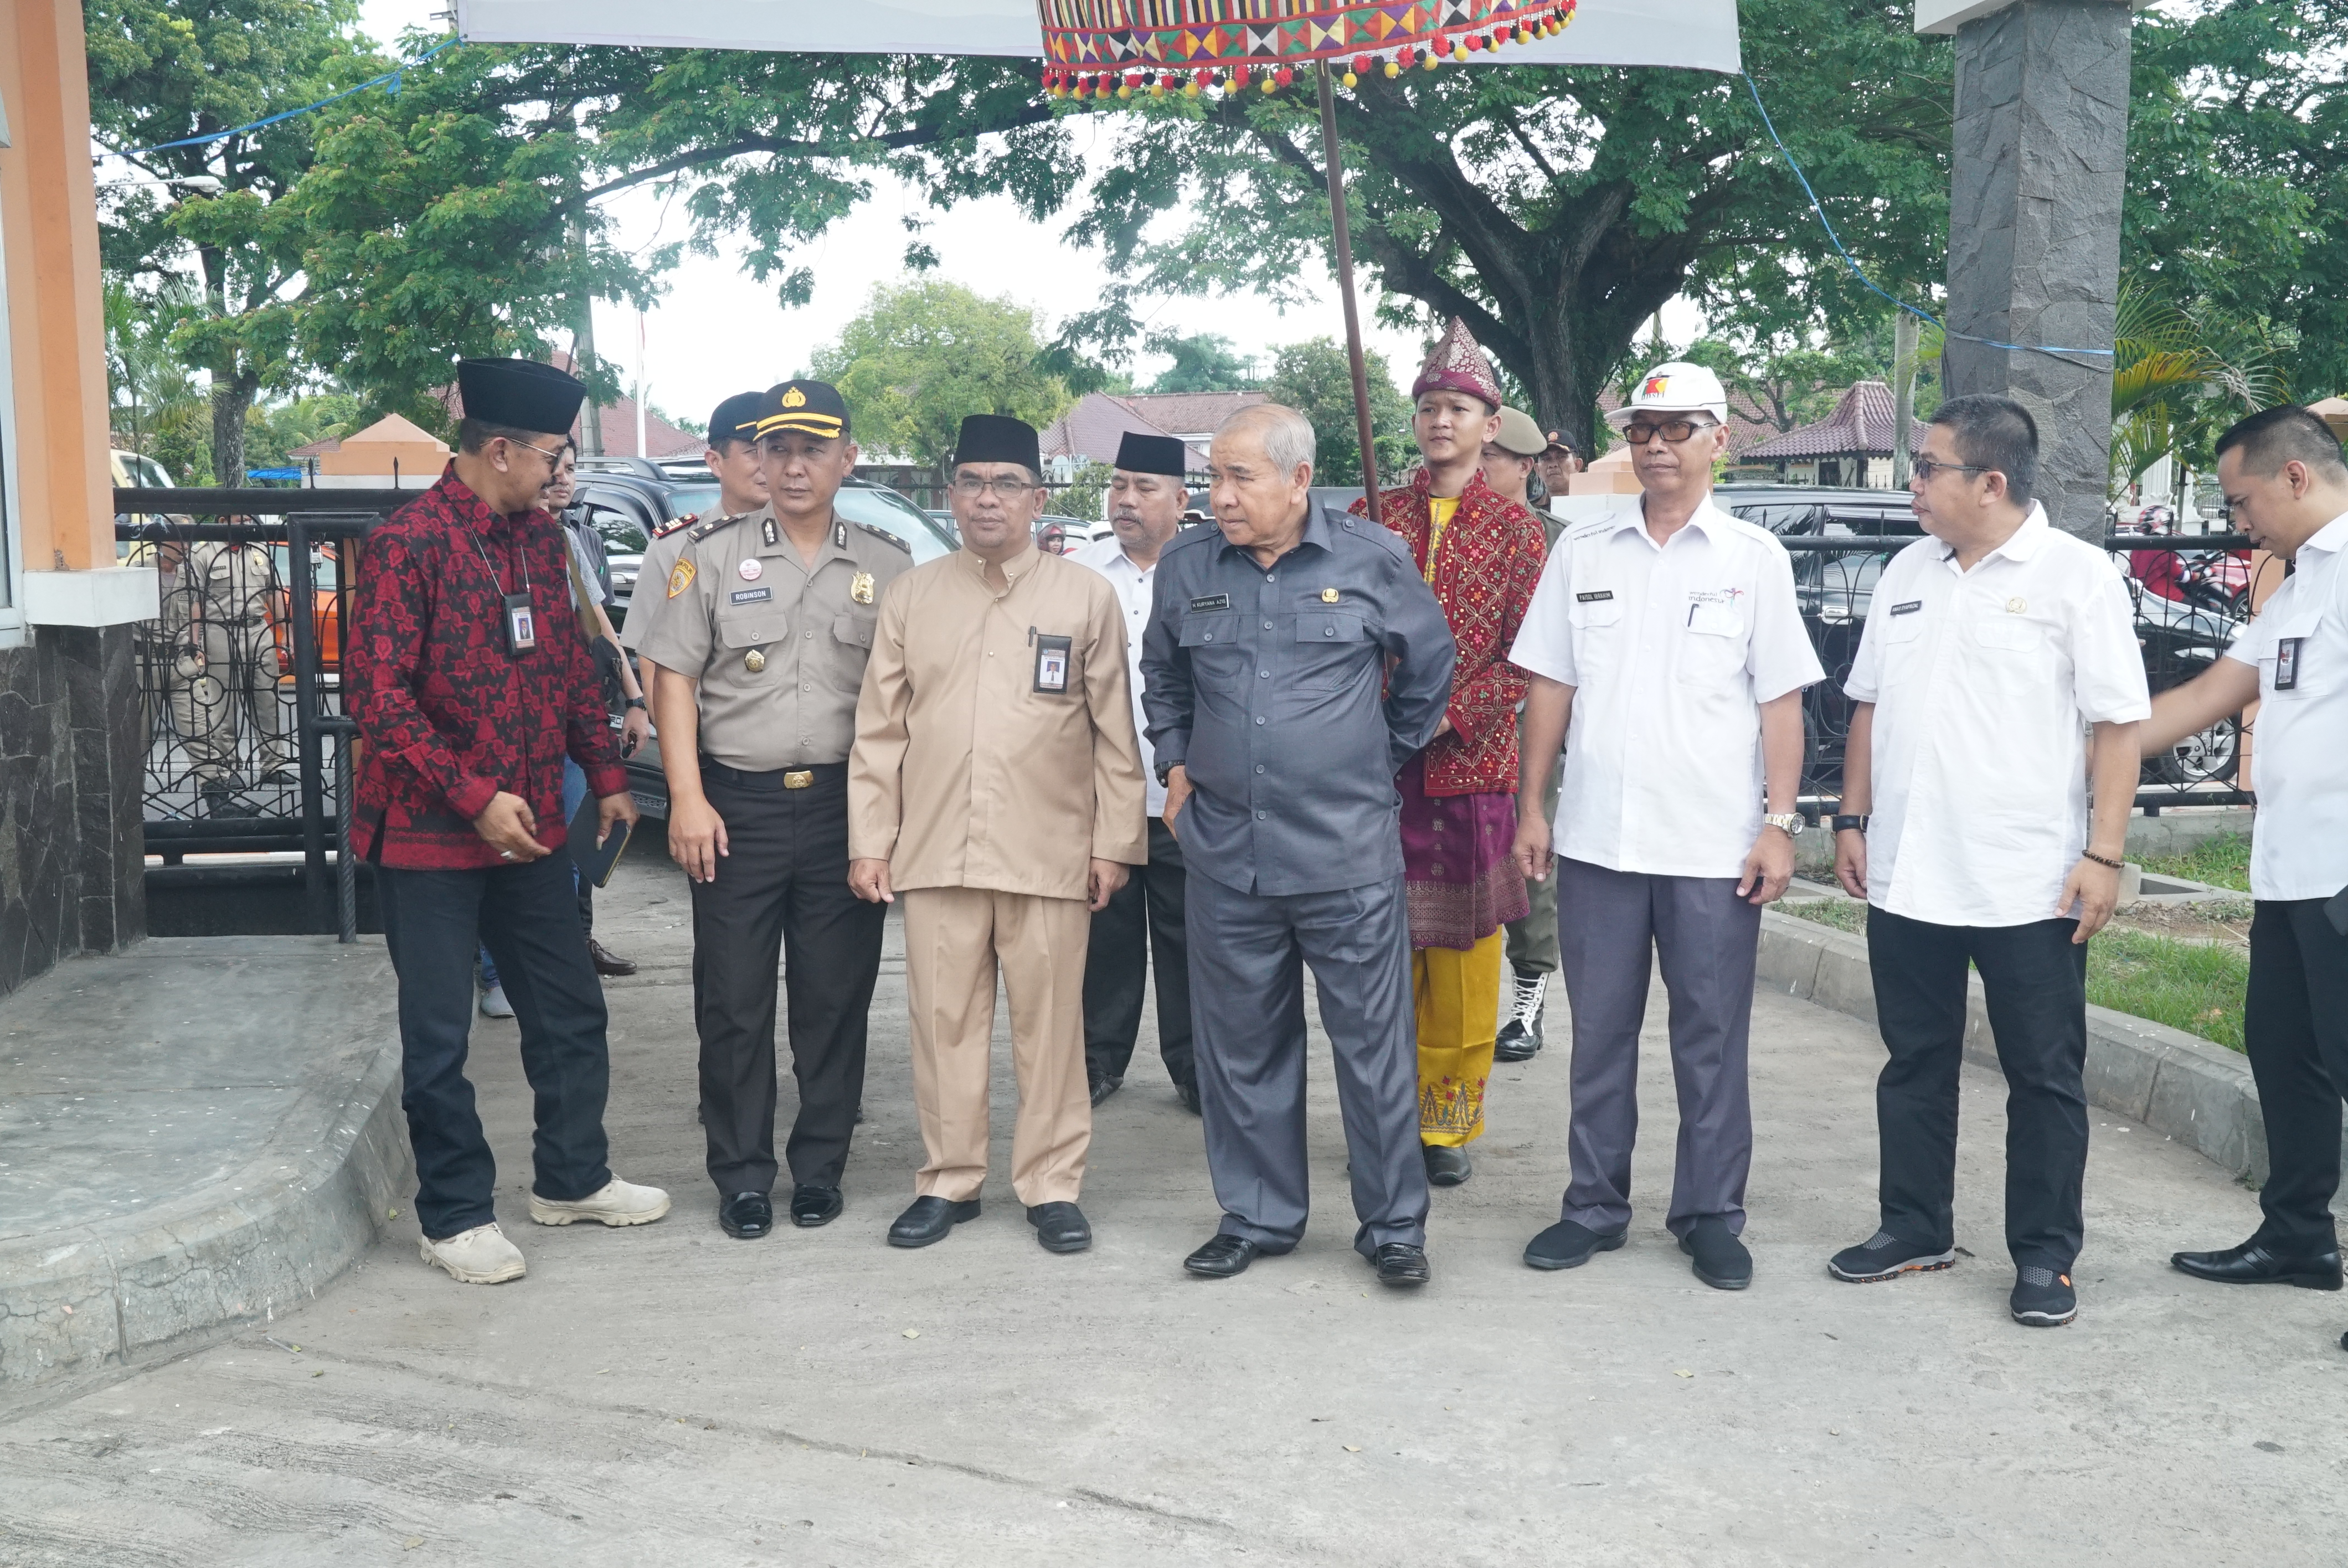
top-left (1932, 0), bottom-right (2132, 542)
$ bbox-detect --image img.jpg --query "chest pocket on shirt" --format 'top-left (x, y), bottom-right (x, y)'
top-left (1291, 611), bottom-right (1371, 689)
top-left (1569, 595), bottom-right (1624, 674)
top-left (2262, 611), bottom-right (2330, 699)
top-left (718, 606), bottom-right (785, 650)
top-left (1179, 611), bottom-right (1244, 691)
top-left (1677, 605), bottom-right (1749, 686)
top-left (831, 612), bottom-right (876, 654)
top-left (1970, 613), bottom-right (2048, 655)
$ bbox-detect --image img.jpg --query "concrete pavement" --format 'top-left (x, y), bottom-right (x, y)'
top-left (4, 849), bottom-right (2345, 1566)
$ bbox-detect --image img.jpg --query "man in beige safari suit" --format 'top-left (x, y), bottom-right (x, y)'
top-left (849, 413), bottom-right (1146, 1257)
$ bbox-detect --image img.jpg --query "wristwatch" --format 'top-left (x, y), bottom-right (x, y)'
top-left (624, 696), bottom-right (648, 712)
top-left (1763, 812), bottom-right (1805, 838)
top-left (1155, 758), bottom-right (1179, 786)
top-left (1831, 814), bottom-right (1868, 834)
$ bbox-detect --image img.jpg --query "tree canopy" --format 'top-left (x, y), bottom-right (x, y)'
top-left (1260, 337), bottom-right (1412, 488)
top-left (807, 280), bottom-right (1073, 471)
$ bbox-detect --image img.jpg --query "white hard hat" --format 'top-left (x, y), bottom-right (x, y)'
top-left (1606, 362), bottom-right (1729, 429)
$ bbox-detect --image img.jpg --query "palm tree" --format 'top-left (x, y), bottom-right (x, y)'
top-left (2109, 282), bottom-right (2284, 487)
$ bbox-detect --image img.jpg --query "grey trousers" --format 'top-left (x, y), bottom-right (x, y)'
top-left (1556, 857), bottom-right (1761, 1239)
top-left (1505, 733), bottom-right (1564, 976)
top-left (1187, 867), bottom-right (1429, 1255)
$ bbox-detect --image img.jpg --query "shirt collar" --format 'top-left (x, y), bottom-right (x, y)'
top-left (1939, 502), bottom-right (2048, 567)
top-left (1606, 492), bottom-right (1730, 549)
top-left (1213, 503), bottom-right (1332, 564)
top-left (959, 541), bottom-right (1040, 582)
top-left (2300, 511), bottom-right (2348, 557)
top-left (435, 463), bottom-right (544, 534)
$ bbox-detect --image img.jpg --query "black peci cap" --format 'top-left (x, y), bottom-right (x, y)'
top-left (1114, 431), bottom-right (1188, 478)
top-left (756, 379), bottom-right (851, 441)
top-left (457, 358), bottom-right (586, 436)
top-left (709, 390), bottom-right (767, 446)
top-left (953, 414), bottom-right (1042, 474)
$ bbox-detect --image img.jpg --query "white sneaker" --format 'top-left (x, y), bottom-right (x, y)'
top-left (529, 1176), bottom-right (671, 1228)
top-left (479, 983), bottom-right (514, 1019)
top-left (419, 1222), bottom-right (527, 1284)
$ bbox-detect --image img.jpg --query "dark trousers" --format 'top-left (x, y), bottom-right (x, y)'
top-left (2244, 898), bottom-right (2348, 1251)
top-left (1554, 859), bottom-right (1760, 1238)
top-left (1187, 868), bottom-right (1428, 1256)
top-left (1083, 818), bottom-right (1194, 1089)
top-left (691, 762), bottom-right (884, 1197)
top-left (1866, 907), bottom-right (2089, 1270)
top-left (378, 853), bottom-right (612, 1241)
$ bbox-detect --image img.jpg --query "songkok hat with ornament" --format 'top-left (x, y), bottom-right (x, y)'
top-left (1410, 318), bottom-right (1504, 410)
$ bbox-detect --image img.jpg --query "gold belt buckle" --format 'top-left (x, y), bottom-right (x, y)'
top-left (782, 769), bottom-right (815, 790)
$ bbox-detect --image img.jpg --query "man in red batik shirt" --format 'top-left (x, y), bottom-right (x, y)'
top-left (1352, 319), bottom-right (1546, 1189)
top-left (350, 357), bottom-right (668, 1287)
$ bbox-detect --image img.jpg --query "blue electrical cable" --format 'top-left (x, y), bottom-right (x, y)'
top-left (105, 35), bottom-right (459, 162)
top-left (1740, 71), bottom-right (2114, 369)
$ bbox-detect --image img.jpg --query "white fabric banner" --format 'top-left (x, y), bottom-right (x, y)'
top-left (451, 0), bottom-right (1742, 74)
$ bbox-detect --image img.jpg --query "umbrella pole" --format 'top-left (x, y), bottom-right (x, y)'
top-left (1316, 60), bottom-right (1382, 524)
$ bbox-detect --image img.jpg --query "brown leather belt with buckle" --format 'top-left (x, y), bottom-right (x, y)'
top-left (782, 770), bottom-right (815, 790)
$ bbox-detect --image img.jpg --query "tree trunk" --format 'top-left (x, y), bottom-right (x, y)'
top-left (211, 371), bottom-right (258, 488)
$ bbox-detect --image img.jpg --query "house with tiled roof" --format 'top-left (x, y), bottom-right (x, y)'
top-left (1738, 380), bottom-right (1917, 488)
top-left (1039, 390), bottom-right (1267, 481)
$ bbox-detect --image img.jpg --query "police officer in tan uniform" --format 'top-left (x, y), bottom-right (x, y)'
top-left (632, 380), bottom-right (914, 1241)
top-left (163, 535), bottom-right (294, 816)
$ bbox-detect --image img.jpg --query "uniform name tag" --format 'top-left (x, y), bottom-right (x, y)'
top-left (1188, 594), bottom-right (1231, 612)
top-left (1033, 633), bottom-right (1073, 694)
top-left (1576, 590), bottom-right (1613, 603)
top-left (2275, 636), bottom-right (2303, 691)
top-left (1891, 600), bottom-right (1923, 616)
top-left (501, 592), bottom-right (537, 657)
top-left (729, 586), bottom-right (773, 605)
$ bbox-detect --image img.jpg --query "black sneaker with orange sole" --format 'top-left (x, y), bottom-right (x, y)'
top-left (2010, 1265), bottom-right (2078, 1327)
top-left (1827, 1230), bottom-right (1958, 1283)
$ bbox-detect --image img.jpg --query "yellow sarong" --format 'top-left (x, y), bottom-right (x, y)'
top-left (1414, 930), bottom-right (1503, 1146)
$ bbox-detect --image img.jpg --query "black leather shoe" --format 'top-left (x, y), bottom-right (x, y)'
top-left (1028, 1201), bottom-right (1093, 1253)
top-left (1524, 1219), bottom-right (1628, 1271)
top-left (1184, 1234), bottom-right (1261, 1278)
top-left (789, 1185), bottom-right (843, 1228)
top-left (718, 1192), bottom-right (772, 1240)
top-left (1423, 1143), bottom-right (1472, 1187)
top-left (1373, 1242), bottom-right (1432, 1288)
top-left (887, 1195), bottom-right (979, 1248)
top-left (586, 938), bottom-right (637, 977)
top-left (1174, 1079), bottom-right (1202, 1115)
top-left (1680, 1216), bottom-right (1753, 1291)
top-left (2171, 1237), bottom-right (2344, 1290)
top-left (1088, 1074), bottom-right (1122, 1107)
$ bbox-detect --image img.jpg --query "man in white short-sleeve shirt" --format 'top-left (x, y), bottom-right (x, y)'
top-left (2140, 406), bottom-right (2348, 1328)
top-left (1508, 362), bottom-right (1822, 1292)
top-left (1828, 395), bottom-right (2147, 1330)
top-left (1070, 432), bottom-right (1198, 1113)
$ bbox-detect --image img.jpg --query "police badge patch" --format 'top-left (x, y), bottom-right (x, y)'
top-left (851, 571), bottom-right (875, 605)
top-left (667, 559), bottom-right (697, 599)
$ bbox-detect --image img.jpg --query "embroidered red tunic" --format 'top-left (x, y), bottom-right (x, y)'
top-left (349, 465), bottom-right (627, 871)
top-left (1351, 468), bottom-right (1547, 797)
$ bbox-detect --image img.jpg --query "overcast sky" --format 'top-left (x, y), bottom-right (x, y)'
top-left (356, 0), bottom-right (1702, 427)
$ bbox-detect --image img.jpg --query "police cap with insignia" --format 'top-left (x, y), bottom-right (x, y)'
top-left (756, 379), bottom-right (850, 441)
top-left (709, 390), bottom-right (767, 447)
top-left (953, 414), bottom-right (1042, 476)
top-left (457, 357), bottom-right (586, 437)
top-left (1114, 431), bottom-right (1187, 479)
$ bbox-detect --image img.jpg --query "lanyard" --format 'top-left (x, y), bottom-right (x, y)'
top-left (467, 519), bottom-right (539, 657)
top-left (464, 522), bottom-right (532, 598)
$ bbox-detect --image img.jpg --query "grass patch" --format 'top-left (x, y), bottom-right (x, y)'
top-left (1773, 900), bottom-right (2248, 1052)
top-left (2138, 832), bottom-right (2252, 893)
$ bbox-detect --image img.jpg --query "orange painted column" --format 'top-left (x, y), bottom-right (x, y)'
top-left (0, 0), bottom-right (120, 583)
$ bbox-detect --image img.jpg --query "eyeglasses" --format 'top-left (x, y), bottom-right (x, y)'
top-left (1621, 419), bottom-right (1716, 446)
top-left (950, 474), bottom-right (1038, 498)
top-left (1910, 456), bottom-right (1989, 482)
top-left (504, 436), bottom-right (567, 467)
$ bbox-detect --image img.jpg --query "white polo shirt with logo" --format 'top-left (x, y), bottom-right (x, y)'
top-left (1510, 497), bottom-right (1822, 879)
top-left (2224, 512), bottom-right (2348, 902)
top-left (1845, 505), bottom-right (2150, 927)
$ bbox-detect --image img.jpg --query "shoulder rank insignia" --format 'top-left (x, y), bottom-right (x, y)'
top-left (686, 511), bottom-right (748, 544)
top-left (1320, 587), bottom-right (1341, 603)
top-left (851, 571), bottom-right (876, 605)
top-left (653, 512), bottom-right (698, 539)
top-left (853, 520), bottom-right (914, 553)
top-left (762, 516), bottom-right (779, 548)
top-left (666, 559), bottom-right (697, 599)
top-left (835, 521), bottom-right (848, 549)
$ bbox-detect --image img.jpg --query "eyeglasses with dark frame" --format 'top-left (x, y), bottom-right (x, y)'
top-left (1621, 418), bottom-right (1718, 446)
top-left (950, 474), bottom-right (1039, 498)
top-left (1909, 456), bottom-right (1990, 483)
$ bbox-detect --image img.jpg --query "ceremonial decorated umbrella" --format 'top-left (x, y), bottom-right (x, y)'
top-left (455, 0), bottom-right (1742, 517)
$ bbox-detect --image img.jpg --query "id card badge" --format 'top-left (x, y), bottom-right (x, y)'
top-left (2274, 636), bottom-right (2303, 692)
top-left (1033, 633), bottom-right (1073, 694)
top-left (501, 591), bottom-right (538, 657)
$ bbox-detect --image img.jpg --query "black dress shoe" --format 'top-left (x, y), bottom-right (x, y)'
top-left (1183, 1234), bottom-right (1262, 1278)
top-left (1173, 1079), bottom-right (1202, 1115)
top-left (2171, 1237), bottom-right (2344, 1290)
top-left (887, 1195), bottom-right (980, 1248)
top-left (1028, 1201), bottom-right (1093, 1253)
top-left (1524, 1219), bottom-right (1628, 1271)
top-left (586, 938), bottom-right (637, 977)
top-left (1088, 1074), bottom-right (1122, 1107)
top-left (1423, 1143), bottom-right (1472, 1186)
top-left (1680, 1215), bottom-right (1753, 1291)
top-left (789, 1185), bottom-right (843, 1228)
top-left (1372, 1242), bottom-right (1432, 1288)
top-left (718, 1192), bottom-right (773, 1240)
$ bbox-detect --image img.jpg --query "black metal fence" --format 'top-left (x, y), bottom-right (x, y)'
top-left (117, 488), bottom-right (402, 941)
top-left (1779, 530), bottom-right (2277, 814)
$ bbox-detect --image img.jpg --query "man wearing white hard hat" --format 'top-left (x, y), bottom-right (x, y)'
top-left (1507, 362), bottom-right (1821, 1291)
